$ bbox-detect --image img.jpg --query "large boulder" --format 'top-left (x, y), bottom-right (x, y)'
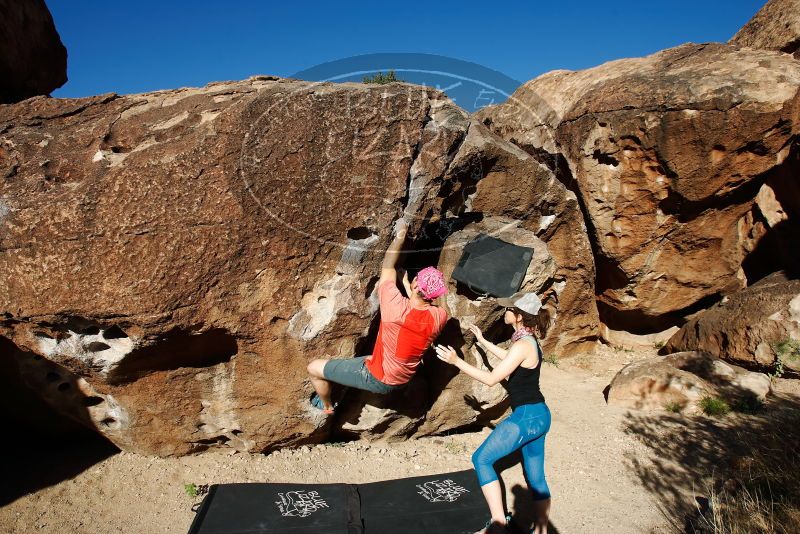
top-left (608, 351), bottom-right (772, 414)
top-left (0, 78), bottom-right (473, 455)
top-left (476, 43), bottom-right (800, 333)
top-left (0, 0), bottom-right (68, 103)
top-left (663, 271), bottom-right (800, 374)
top-left (0, 76), bottom-right (600, 454)
top-left (730, 0), bottom-right (800, 59)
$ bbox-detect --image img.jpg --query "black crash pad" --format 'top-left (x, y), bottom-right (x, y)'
top-left (187, 470), bottom-right (487, 534)
top-left (188, 482), bottom-right (360, 534)
top-left (451, 234), bottom-right (534, 297)
top-left (359, 470), bottom-right (488, 534)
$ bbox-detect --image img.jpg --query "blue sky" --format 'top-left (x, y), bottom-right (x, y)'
top-left (49, 0), bottom-right (766, 103)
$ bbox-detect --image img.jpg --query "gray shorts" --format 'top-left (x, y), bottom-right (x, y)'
top-left (323, 356), bottom-right (401, 395)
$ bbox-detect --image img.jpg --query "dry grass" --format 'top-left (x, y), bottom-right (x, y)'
top-left (570, 354), bottom-right (593, 370)
top-left (688, 407), bottom-right (800, 534)
top-left (624, 388), bottom-right (800, 534)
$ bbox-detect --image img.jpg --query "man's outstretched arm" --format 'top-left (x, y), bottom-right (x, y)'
top-left (379, 219), bottom-right (408, 285)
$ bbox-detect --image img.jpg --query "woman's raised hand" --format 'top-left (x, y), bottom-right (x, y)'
top-left (434, 344), bottom-right (459, 365)
top-left (468, 324), bottom-right (485, 343)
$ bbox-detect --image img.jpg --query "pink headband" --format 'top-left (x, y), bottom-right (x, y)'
top-left (416, 266), bottom-right (447, 300)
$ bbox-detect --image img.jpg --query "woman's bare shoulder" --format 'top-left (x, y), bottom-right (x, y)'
top-left (511, 336), bottom-right (539, 358)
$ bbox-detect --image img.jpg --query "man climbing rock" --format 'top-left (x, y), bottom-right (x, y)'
top-left (306, 219), bottom-right (448, 413)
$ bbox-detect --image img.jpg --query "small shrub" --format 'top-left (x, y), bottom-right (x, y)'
top-left (573, 355), bottom-right (592, 370)
top-left (700, 396), bottom-right (730, 416)
top-left (184, 483), bottom-right (198, 498)
top-left (774, 338), bottom-right (800, 360)
top-left (771, 338), bottom-right (800, 379)
top-left (654, 340), bottom-right (665, 350)
top-left (444, 441), bottom-right (465, 455)
top-left (184, 483), bottom-right (208, 499)
top-left (543, 353), bottom-right (559, 367)
top-left (770, 358), bottom-right (785, 380)
top-left (732, 396), bottom-right (764, 414)
top-left (664, 401), bottom-right (683, 413)
top-left (362, 70), bottom-right (402, 84)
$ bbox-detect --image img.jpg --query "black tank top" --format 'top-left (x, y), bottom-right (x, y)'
top-left (505, 335), bottom-right (545, 409)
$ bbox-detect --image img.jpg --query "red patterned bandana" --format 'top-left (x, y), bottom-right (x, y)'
top-left (511, 326), bottom-right (535, 342)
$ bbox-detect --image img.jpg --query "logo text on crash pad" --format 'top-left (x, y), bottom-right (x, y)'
top-left (275, 490), bottom-right (329, 517)
top-left (416, 479), bottom-right (470, 503)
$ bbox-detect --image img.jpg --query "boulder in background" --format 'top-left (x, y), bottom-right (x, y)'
top-left (0, 0), bottom-right (67, 103)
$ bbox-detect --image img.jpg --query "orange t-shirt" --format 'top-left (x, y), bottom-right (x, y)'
top-left (366, 280), bottom-right (447, 386)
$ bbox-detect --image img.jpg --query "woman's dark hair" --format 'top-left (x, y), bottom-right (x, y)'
top-left (510, 306), bottom-right (552, 338)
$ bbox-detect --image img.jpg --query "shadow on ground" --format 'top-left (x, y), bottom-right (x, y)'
top-left (0, 335), bottom-right (121, 506)
top-left (0, 437), bottom-right (119, 506)
top-left (620, 390), bottom-right (800, 533)
top-left (494, 452), bottom-right (560, 534)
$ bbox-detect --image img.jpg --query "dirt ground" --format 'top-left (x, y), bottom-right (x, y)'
top-left (2, 346), bottom-right (796, 533)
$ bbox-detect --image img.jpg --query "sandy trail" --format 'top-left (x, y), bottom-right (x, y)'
top-left (1, 348), bottom-right (683, 533)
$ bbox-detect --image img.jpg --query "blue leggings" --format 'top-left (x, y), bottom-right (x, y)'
top-left (472, 402), bottom-right (551, 500)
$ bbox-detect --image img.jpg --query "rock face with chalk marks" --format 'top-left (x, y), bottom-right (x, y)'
top-left (0, 79), bottom-right (471, 454)
top-left (0, 78), bottom-right (594, 454)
